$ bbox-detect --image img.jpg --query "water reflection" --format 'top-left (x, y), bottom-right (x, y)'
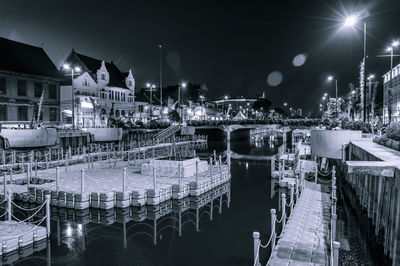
top-left (231, 129), bottom-right (281, 158)
top-left (14, 183), bottom-right (230, 265)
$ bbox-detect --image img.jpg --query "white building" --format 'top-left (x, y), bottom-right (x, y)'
top-left (60, 50), bottom-right (135, 128)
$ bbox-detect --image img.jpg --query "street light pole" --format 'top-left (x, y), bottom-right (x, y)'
top-left (335, 78), bottom-right (338, 118)
top-left (363, 21), bottom-right (367, 122)
top-left (71, 68), bottom-right (75, 130)
top-left (159, 44), bottom-right (163, 109)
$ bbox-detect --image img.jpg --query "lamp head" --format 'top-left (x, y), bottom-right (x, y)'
top-left (327, 76), bottom-right (334, 81)
top-left (74, 67), bottom-right (81, 72)
top-left (62, 64), bottom-right (70, 70)
top-left (181, 82), bottom-right (187, 88)
top-left (343, 15), bottom-right (358, 27)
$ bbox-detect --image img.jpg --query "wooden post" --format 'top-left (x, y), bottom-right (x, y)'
top-left (282, 193), bottom-right (286, 228)
top-left (333, 241), bottom-right (340, 266)
top-left (153, 166), bottom-right (157, 190)
top-left (122, 168), bottom-right (126, 194)
top-left (80, 169), bottom-right (85, 194)
top-left (271, 209), bottom-right (276, 251)
top-left (45, 194), bottom-right (51, 237)
top-left (56, 167), bottom-right (59, 193)
top-left (7, 190), bottom-right (11, 221)
top-left (253, 232), bottom-right (260, 266)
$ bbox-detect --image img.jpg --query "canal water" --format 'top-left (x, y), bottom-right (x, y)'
top-left (14, 131), bottom-right (282, 266)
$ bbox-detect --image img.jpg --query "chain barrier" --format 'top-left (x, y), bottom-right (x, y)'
top-left (11, 201), bottom-right (45, 212)
top-left (10, 201), bottom-right (46, 223)
top-left (1, 215), bottom-right (47, 240)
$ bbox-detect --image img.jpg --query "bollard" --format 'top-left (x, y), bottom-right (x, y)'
top-left (80, 169), bottom-right (85, 194)
top-left (45, 194), bottom-right (51, 237)
top-left (290, 184), bottom-right (294, 214)
top-left (219, 155), bottom-right (222, 165)
top-left (271, 209), bottom-right (276, 251)
top-left (178, 164), bottom-right (181, 187)
top-left (213, 150), bottom-right (217, 165)
top-left (332, 214), bottom-right (337, 241)
top-left (7, 190), bottom-right (11, 221)
top-left (153, 166), bottom-right (157, 190)
top-left (253, 231), bottom-right (260, 266)
top-left (123, 168), bottom-right (126, 194)
top-left (195, 161), bottom-right (199, 184)
top-left (282, 193), bottom-right (286, 228)
top-left (56, 167), bottom-right (60, 193)
top-left (333, 241), bottom-right (340, 266)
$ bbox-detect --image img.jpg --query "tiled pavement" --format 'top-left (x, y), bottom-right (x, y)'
top-left (268, 183), bottom-right (331, 266)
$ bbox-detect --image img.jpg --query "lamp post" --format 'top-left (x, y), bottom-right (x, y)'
top-left (343, 14), bottom-right (368, 122)
top-left (159, 44), bottom-right (163, 109)
top-left (387, 42), bottom-right (399, 123)
top-left (62, 64), bottom-right (81, 130)
top-left (283, 102), bottom-right (287, 117)
top-left (367, 74), bottom-right (375, 123)
top-left (146, 83), bottom-right (156, 118)
top-left (327, 76), bottom-right (338, 118)
top-left (178, 82), bottom-right (186, 121)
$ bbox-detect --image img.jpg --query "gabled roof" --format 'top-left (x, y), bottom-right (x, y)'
top-left (0, 36), bottom-right (60, 79)
top-left (64, 50), bottom-right (129, 89)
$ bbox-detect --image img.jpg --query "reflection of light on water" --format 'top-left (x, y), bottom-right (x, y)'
top-left (66, 224), bottom-right (73, 237)
top-left (245, 162), bottom-right (248, 170)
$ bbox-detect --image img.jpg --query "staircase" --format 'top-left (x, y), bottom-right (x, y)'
top-left (152, 124), bottom-right (181, 144)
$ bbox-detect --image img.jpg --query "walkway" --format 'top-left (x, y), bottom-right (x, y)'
top-left (269, 182), bottom-right (331, 265)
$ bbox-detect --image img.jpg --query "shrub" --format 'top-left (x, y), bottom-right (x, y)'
top-left (385, 122), bottom-right (400, 141)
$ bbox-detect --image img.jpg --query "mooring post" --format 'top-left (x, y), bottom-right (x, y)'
top-left (219, 155), bottom-right (222, 178)
top-left (195, 161), bottom-right (199, 184)
top-left (27, 164), bottom-right (30, 187)
top-left (2, 150), bottom-right (5, 165)
top-left (278, 162), bottom-right (282, 182)
top-left (80, 169), bottom-right (85, 194)
top-left (64, 153), bottom-right (68, 172)
top-left (45, 194), bottom-right (50, 237)
top-left (123, 168), bottom-right (126, 194)
top-left (35, 161), bottom-right (38, 178)
top-left (178, 164), bottom-right (181, 187)
top-left (282, 193), bottom-right (286, 228)
top-left (295, 174), bottom-right (299, 202)
top-left (213, 150), bottom-right (217, 165)
top-left (271, 209), bottom-right (276, 251)
top-left (332, 213), bottom-right (337, 241)
top-left (153, 166), bottom-right (157, 190)
top-left (253, 231), bottom-right (260, 266)
top-left (332, 196), bottom-right (337, 216)
top-left (315, 164), bottom-right (318, 184)
top-left (209, 158), bottom-right (213, 181)
top-left (7, 190), bottom-right (11, 221)
top-left (333, 241), bottom-right (340, 266)
top-left (56, 167), bottom-right (59, 193)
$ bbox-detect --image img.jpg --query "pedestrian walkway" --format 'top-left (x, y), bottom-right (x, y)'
top-left (268, 183), bottom-right (331, 265)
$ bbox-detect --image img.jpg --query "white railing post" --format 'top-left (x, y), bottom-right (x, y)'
top-left (219, 155), bottom-right (222, 178)
top-left (123, 168), bottom-right (126, 194)
top-left (213, 150), bottom-right (217, 165)
top-left (271, 208), bottom-right (276, 252)
top-left (7, 190), bottom-right (11, 221)
top-left (56, 167), bottom-right (59, 193)
top-left (332, 213), bottom-right (337, 241)
top-left (295, 174), bottom-right (299, 202)
top-left (315, 165), bottom-right (318, 184)
top-left (3, 174), bottom-right (6, 196)
top-left (333, 241), bottom-right (340, 266)
top-left (153, 166), bottom-right (157, 190)
top-left (178, 164), bottom-right (181, 187)
top-left (209, 158), bottom-right (213, 181)
top-left (290, 184), bottom-right (294, 214)
top-left (282, 193), bottom-right (286, 228)
top-left (45, 194), bottom-right (50, 237)
top-left (253, 231), bottom-right (260, 266)
top-left (80, 169), bottom-right (85, 194)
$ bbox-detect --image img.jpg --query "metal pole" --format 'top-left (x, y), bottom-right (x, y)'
top-left (80, 169), bottom-right (84, 194)
top-left (71, 68), bottom-right (75, 130)
top-left (253, 231), bottom-right (260, 266)
top-left (363, 20), bottom-right (367, 122)
top-left (153, 166), bottom-right (156, 190)
top-left (123, 168), bottom-right (126, 194)
top-left (271, 209), bottom-right (276, 251)
top-left (56, 167), bottom-right (59, 193)
top-left (7, 190), bottom-right (11, 221)
top-left (335, 79), bottom-right (338, 118)
top-left (282, 193), bottom-right (286, 228)
top-left (159, 44), bottom-right (163, 109)
top-left (45, 194), bottom-right (50, 237)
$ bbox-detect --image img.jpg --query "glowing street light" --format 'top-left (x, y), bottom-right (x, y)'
top-left (146, 82), bottom-right (156, 117)
top-left (224, 95), bottom-right (228, 100)
top-left (344, 15), bottom-right (358, 27)
top-left (327, 75), bottom-right (338, 118)
top-left (62, 64), bottom-right (81, 130)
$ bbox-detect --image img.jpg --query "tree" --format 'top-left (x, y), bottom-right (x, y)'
top-left (252, 98), bottom-right (272, 112)
top-left (168, 110), bottom-right (181, 122)
top-left (323, 98), bottom-right (344, 120)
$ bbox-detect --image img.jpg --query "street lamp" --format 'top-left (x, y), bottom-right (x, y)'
top-left (343, 13), bottom-right (368, 121)
top-left (366, 74), bottom-right (375, 123)
top-left (146, 83), bottom-right (156, 118)
top-left (327, 75), bottom-right (338, 118)
top-left (63, 64), bottom-right (81, 130)
top-left (386, 41), bottom-right (399, 123)
top-left (178, 82), bottom-right (186, 121)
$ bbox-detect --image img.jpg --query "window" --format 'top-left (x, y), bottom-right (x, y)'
top-left (139, 105), bottom-right (144, 112)
top-left (48, 84), bottom-right (57, 99)
top-left (82, 79), bottom-right (89, 87)
top-left (121, 110), bottom-right (125, 116)
top-left (0, 78), bottom-right (5, 95)
top-left (129, 80), bottom-right (132, 86)
top-left (34, 82), bottom-right (42, 97)
top-left (49, 107), bottom-right (58, 121)
top-left (17, 80), bottom-right (27, 96)
top-left (0, 105), bottom-right (7, 121)
top-left (101, 74), bottom-right (105, 80)
top-left (17, 106), bottom-right (28, 121)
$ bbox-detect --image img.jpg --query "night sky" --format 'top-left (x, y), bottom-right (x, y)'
top-left (1, 0), bottom-right (400, 115)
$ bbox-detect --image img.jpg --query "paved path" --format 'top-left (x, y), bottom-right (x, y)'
top-left (269, 182), bottom-right (331, 265)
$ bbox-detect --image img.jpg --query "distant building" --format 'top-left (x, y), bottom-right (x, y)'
top-left (383, 64), bottom-right (400, 123)
top-left (60, 50), bottom-right (135, 128)
top-left (213, 98), bottom-right (257, 117)
top-left (0, 37), bottom-right (61, 125)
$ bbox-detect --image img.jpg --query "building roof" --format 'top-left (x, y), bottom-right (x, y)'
top-left (64, 50), bottom-right (129, 88)
top-left (0, 36), bottom-right (60, 79)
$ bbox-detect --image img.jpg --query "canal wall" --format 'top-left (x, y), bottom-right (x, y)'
top-left (338, 140), bottom-right (400, 265)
